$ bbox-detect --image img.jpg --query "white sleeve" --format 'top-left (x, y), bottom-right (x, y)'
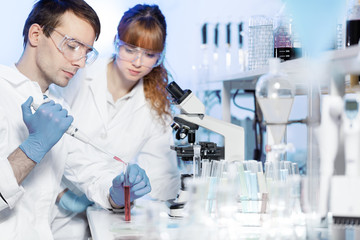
top-left (137, 122), bottom-right (180, 201)
top-left (0, 113), bottom-right (24, 211)
top-left (63, 135), bottom-right (124, 209)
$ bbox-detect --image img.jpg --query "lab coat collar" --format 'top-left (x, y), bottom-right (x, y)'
top-left (86, 58), bottom-right (109, 127)
top-left (85, 57), bottom-right (147, 125)
top-left (0, 64), bottom-right (31, 86)
top-left (0, 64), bottom-right (47, 105)
top-left (127, 78), bottom-right (146, 112)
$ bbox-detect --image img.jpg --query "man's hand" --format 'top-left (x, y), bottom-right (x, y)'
top-left (19, 96), bottom-right (73, 163)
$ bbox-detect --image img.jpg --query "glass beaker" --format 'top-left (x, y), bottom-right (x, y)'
top-left (273, 14), bottom-right (302, 61)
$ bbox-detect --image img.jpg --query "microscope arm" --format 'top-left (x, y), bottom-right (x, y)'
top-left (176, 113), bottom-right (244, 162)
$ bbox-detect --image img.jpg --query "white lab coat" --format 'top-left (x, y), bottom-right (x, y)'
top-left (62, 57), bottom-right (180, 200)
top-left (0, 64), bottom-right (69, 240)
top-left (51, 57), bottom-right (180, 239)
top-left (0, 64), bottom-right (122, 240)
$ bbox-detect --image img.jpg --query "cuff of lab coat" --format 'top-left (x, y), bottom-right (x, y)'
top-left (0, 157), bottom-right (25, 210)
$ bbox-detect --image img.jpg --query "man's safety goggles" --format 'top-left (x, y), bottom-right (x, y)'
top-left (50, 28), bottom-right (98, 65)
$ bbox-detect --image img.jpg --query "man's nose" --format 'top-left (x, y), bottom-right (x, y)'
top-left (71, 56), bottom-right (86, 68)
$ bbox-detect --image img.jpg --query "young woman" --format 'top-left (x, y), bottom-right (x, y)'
top-left (52, 4), bottom-right (180, 239)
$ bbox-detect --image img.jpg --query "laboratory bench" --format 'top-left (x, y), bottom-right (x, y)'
top-left (87, 202), bottom-right (266, 240)
top-left (86, 198), bottom-right (332, 240)
top-left (87, 198), bottom-right (182, 240)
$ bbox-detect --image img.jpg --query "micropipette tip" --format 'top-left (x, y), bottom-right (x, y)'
top-left (113, 155), bottom-right (127, 165)
top-left (89, 141), bottom-right (127, 165)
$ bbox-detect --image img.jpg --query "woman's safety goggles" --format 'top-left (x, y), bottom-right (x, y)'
top-left (50, 28), bottom-right (98, 65)
top-left (114, 37), bottom-right (165, 68)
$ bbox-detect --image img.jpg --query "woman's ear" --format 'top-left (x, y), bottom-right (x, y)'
top-left (27, 23), bottom-right (43, 47)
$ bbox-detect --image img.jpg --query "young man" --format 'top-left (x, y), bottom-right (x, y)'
top-left (0, 1), bottom-right (151, 239)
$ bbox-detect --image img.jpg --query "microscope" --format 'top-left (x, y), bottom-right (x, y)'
top-left (165, 81), bottom-right (244, 217)
top-left (166, 81), bottom-right (244, 162)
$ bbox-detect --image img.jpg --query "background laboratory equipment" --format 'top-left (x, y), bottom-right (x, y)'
top-left (238, 22), bottom-right (246, 72)
top-left (346, 0), bottom-right (360, 47)
top-left (248, 15), bottom-right (274, 70)
top-left (346, 0), bottom-right (360, 86)
top-left (254, 58), bottom-right (304, 238)
top-left (166, 81), bottom-right (244, 162)
top-left (165, 81), bottom-right (244, 217)
top-left (327, 94), bottom-right (360, 239)
top-left (197, 22), bottom-right (210, 86)
top-left (230, 21), bottom-right (246, 74)
top-left (255, 58), bottom-right (295, 162)
top-left (273, 4), bottom-right (302, 62)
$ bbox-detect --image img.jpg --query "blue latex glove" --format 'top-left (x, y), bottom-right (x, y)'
top-left (19, 97), bottom-right (73, 163)
top-left (59, 190), bottom-right (94, 213)
top-left (109, 164), bottom-right (151, 207)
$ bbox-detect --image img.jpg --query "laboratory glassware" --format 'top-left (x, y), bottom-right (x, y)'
top-left (273, 13), bottom-right (302, 61)
top-left (346, 0), bottom-right (360, 86)
top-left (124, 166), bottom-right (131, 221)
top-left (248, 15), bottom-right (274, 70)
top-left (255, 58), bottom-right (295, 148)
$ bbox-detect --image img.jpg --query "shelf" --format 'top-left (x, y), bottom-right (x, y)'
top-left (220, 45), bottom-right (360, 122)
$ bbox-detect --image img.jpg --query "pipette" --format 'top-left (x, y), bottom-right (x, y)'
top-left (31, 101), bottom-right (127, 165)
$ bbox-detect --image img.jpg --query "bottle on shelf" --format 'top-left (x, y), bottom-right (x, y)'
top-left (225, 22), bottom-right (232, 74)
top-left (237, 22), bottom-right (246, 72)
top-left (230, 21), bottom-right (246, 74)
top-left (198, 22), bottom-right (210, 83)
top-left (195, 22), bottom-right (210, 100)
top-left (211, 22), bottom-right (226, 80)
top-left (346, 0), bottom-right (360, 86)
top-left (273, 4), bottom-right (302, 62)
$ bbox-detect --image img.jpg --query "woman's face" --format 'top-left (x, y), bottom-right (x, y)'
top-left (114, 38), bottom-right (163, 82)
top-left (114, 53), bottom-right (154, 83)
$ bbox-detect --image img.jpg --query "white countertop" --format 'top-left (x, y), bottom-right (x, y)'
top-left (87, 199), bottom-right (182, 240)
top-left (87, 198), bottom-right (311, 240)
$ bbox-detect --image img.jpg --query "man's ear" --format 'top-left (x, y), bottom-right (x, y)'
top-left (27, 24), bottom-right (43, 47)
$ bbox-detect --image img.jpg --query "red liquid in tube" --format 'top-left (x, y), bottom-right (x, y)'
top-left (124, 185), bottom-right (131, 221)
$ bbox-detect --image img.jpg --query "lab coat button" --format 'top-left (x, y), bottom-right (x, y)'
top-left (100, 133), bottom-right (107, 139)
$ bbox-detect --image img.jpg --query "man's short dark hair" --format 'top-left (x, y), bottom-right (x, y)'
top-left (22, 0), bottom-right (101, 48)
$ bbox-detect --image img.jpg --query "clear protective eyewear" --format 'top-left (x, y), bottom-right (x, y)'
top-left (49, 28), bottom-right (98, 65)
top-left (114, 36), bottom-right (165, 68)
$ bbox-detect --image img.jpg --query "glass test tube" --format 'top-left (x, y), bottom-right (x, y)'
top-left (124, 165), bottom-right (131, 221)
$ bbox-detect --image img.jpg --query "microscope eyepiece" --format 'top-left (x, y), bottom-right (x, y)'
top-left (166, 81), bottom-right (184, 100)
top-left (166, 81), bottom-right (192, 104)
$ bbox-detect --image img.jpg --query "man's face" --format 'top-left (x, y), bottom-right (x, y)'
top-left (36, 11), bottom-right (96, 88)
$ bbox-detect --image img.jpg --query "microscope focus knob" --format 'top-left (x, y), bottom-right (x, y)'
top-left (176, 127), bottom-right (189, 140)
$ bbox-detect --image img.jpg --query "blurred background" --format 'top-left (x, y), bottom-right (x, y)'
top-left (0, 0), bottom-right (311, 168)
top-left (0, 0), bottom-right (282, 84)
